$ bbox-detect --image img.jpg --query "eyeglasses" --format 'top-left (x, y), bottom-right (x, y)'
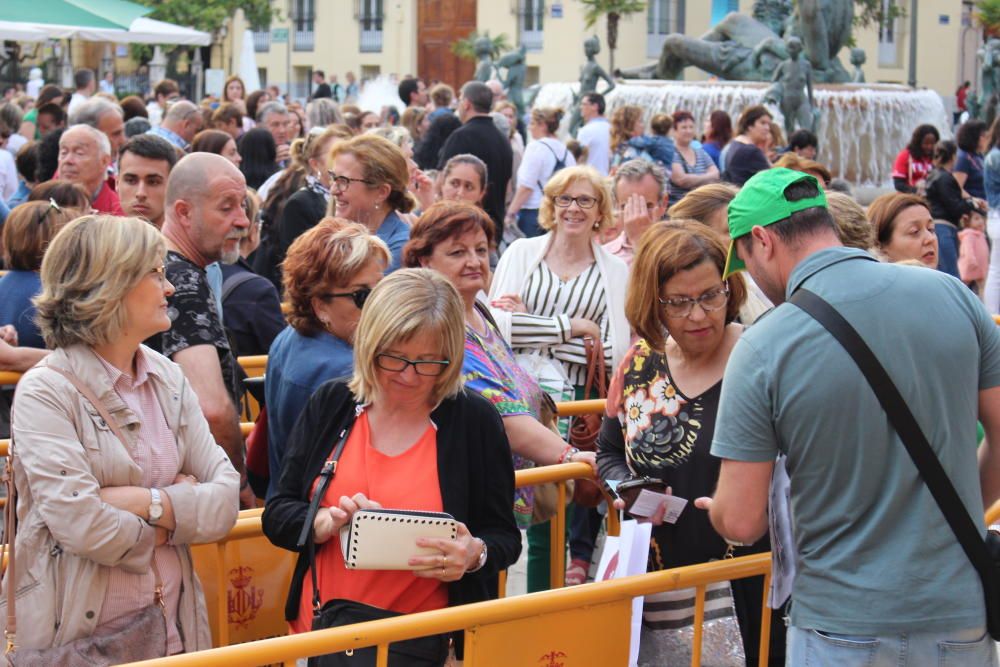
top-left (149, 265), bottom-right (167, 286)
top-left (658, 285), bottom-right (729, 318)
top-left (320, 286), bottom-right (372, 310)
top-left (375, 353), bottom-right (450, 377)
top-left (328, 171), bottom-right (374, 193)
top-left (553, 195), bottom-right (597, 209)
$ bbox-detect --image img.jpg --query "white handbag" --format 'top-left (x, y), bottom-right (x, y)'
top-left (338, 509), bottom-right (457, 570)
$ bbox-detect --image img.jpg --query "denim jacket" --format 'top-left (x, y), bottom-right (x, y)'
top-left (983, 146), bottom-right (1000, 209)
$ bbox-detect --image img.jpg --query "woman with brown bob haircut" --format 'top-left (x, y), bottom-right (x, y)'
top-left (0, 200), bottom-right (83, 349)
top-left (867, 191), bottom-right (938, 267)
top-left (328, 133), bottom-right (415, 272)
top-left (598, 219), bottom-right (785, 665)
top-left (263, 217), bottom-right (390, 499)
top-left (404, 201), bottom-right (597, 527)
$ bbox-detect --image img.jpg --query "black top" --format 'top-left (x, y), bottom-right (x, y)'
top-left (438, 116), bottom-right (513, 233)
top-left (261, 380), bottom-right (522, 624)
top-left (723, 141), bottom-right (771, 186)
top-left (596, 339), bottom-right (768, 571)
top-left (925, 167), bottom-right (977, 226)
top-left (219, 258), bottom-right (285, 357)
top-left (145, 250), bottom-right (242, 407)
top-left (311, 83), bottom-right (332, 100)
top-left (254, 187), bottom-right (328, 292)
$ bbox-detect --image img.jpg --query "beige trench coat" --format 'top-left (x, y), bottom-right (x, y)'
top-left (2, 344), bottom-right (240, 652)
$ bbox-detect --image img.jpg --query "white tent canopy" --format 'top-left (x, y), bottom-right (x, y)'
top-left (0, 16), bottom-right (210, 45)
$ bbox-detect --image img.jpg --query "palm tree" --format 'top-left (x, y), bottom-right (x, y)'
top-left (451, 30), bottom-right (513, 62)
top-left (577, 0), bottom-right (646, 73)
top-left (977, 0), bottom-right (1000, 36)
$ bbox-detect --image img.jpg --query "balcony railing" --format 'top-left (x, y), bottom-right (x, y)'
top-left (360, 24), bottom-right (383, 52)
top-left (293, 29), bottom-right (314, 51)
top-left (252, 30), bottom-right (270, 52)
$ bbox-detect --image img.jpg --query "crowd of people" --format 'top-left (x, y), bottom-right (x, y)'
top-left (0, 65), bottom-right (999, 667)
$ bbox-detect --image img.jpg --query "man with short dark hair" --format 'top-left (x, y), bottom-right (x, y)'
top-left (148, 100), bottom-right (202, 152)
top-left (151, 152), bottom-right (253, 507)
top-left (398, 77), bottom-right (427, 108)
top-left (67, 68), bottom-right (95, 117)
top-left (576, 92), bottom-right (610, 175)
top-left (701, 168), bottom-right (1000, 665)
top-left (118, 134), bottom-right (178, 228)
top-left (35, 103), bottom-right (66, 137)
top-left (311, 70), bottom-right (332, 100)
top-left (787, 129), bottom-right (818, 160)
top-left (438, 81), bottom-right (512, 234)
top-left (147, 78), bottom-right (180, 127)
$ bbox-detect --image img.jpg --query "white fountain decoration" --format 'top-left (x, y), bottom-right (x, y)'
top-left (533, 80), bottom-right (951, 186)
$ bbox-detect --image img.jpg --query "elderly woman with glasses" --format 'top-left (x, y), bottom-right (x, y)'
top-left (263, 269), bottom-right (521, 665)
top-left (264, 218), bottom-right (390, 499)
top-left (596, 220), bottom-right (783, 665)
top-left (490, 165), bottom-right (629, 591)
top-left (328, 134), bottom-right (414, 272)
top-left (6, 215), bottom-right (239, 657)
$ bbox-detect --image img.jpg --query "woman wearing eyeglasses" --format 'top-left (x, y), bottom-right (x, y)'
top-left (490, 165), bottom-right (629, 591)
top-left (263, 219), bottom-right (390, 500)
top-left (327, 134), bottom-right (414, 273)
top-left (596, 220), bottom-right (782, 665)
top-left (262, 269), bottom-right (521, 664)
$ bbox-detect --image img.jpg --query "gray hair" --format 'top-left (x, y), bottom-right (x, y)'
top-left (63, 123), bottom-right (111, 157)
top-left (68, 97), bottom-right (122, 128)
top-left (163, 99), bottom-right (199, 123)
top-left (489, 111), bottom-right (511, 138)
top-left (612, 158), bottom-right (669, 201)
top-left (0, 103), bottom-right (23, 134)
top-left (257, 101), bottom-right (289, 124)
top-left (306, 98), bottom-right (342, 128)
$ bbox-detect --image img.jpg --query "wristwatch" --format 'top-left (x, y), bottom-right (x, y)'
top-left (148, 488), bottom-right (163, 525)
top-left (467, 538), bottom-right (488, 573)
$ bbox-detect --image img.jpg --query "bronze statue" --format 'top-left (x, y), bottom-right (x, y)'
top-left (766, 37), bottom-right (817, 136)
top-left (474, 36), bottom-right (496, 83)
top-left (979, 38), bottom-right (1000, 124)
top-left (850, 48), bottom-right (866, 83)
top-left (497, 45), bottom-right (528, 116)
top-left (569, 35), bottom-right (616, 136)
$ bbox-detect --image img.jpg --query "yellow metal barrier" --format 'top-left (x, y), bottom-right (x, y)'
top-left (125, 553), bottom-right (773, 667)
top-left (0, 372), bottom-right (20, 385)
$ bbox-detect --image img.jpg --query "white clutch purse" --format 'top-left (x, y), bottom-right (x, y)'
top-left (338, 509), bottom-right (458, 570)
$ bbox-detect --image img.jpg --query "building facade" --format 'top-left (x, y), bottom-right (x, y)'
top-left (218, 0), bottom-right (981, 102)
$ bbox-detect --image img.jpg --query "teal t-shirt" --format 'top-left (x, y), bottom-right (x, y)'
top-left (712, 247), bottom-right (1000, 634)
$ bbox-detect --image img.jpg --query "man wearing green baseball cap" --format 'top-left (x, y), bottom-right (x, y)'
top-left (698, 167), bottom-right (1000, 663)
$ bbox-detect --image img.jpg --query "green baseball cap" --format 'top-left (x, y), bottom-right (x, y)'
top-left (724, 168), bottom-right (827, 277)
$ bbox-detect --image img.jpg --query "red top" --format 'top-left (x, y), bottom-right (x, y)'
top-left (92, 180), bottom-right (124, 215)
top-left (292, 410), bottom-right (447, 634)
top-left (891, 148), bottom-right (932, 188)
top-left (957, 86), bottom-right (968, 111)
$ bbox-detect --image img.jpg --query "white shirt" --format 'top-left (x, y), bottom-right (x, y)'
top-left (516, 137), bottom-right (576, 209)
top-left (577, 117), bottom-right (610, 176)
top-left (256, 169), bottom-right (284, 202)
top-left (0, 149), bottom-right (18, 200)
top-left (67, 92), bottom-right (90, 118)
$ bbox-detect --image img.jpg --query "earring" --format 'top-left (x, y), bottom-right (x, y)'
top-left (374, 202), bottom-right (380, 210)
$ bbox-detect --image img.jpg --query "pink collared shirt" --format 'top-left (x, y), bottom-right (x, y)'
top-left (602, 231), bottom-right (635, 267)
top-left (96, 349), bottom-right (183, 654)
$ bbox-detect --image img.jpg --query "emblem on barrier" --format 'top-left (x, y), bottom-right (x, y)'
top-left (228, 566), bottom-right (264, 628)
top-left (538, 651), bottom-right (566, 667)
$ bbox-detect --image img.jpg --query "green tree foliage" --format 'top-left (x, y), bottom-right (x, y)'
top-left (577, 0), bottom-right (646, 73)
top-left (852, 0), bottom-right (905, 29)
top-left (451, 31), bottom-right (512, 62)
top-left (130, 0), bottom-right (276, 63)
top-left (976, 0), bottom-right (1000, 35)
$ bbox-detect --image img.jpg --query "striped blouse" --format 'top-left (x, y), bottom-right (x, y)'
top-left (509, 260), bottom-right (613, 388)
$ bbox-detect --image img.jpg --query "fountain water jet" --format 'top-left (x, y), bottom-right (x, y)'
top-left (534, 80), bottom-right (950, 186)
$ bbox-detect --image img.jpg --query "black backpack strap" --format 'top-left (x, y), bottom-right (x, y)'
top-left (536, 140), bottom-right (567, 192)
top-left (789, 288), bottom-right (996, 585)
top-left (221, 271), bottom-right (258, 302)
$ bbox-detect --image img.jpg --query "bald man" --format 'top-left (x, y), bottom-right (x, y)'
top-left (146, 152), bottom-right (252, 506)
top-left (147, 99), bottom-right (203, 151)
top-left (58, 124), bottom-right (123, 214)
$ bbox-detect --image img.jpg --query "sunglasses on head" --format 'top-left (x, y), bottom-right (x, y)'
top-left (320, 286), bottom-right (372, 310)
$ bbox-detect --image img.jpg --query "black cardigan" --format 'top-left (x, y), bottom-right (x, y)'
top-left (261, 380), bottom-right (522, 623)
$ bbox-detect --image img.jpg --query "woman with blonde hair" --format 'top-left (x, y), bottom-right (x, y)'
top-left (5, 215), bottom-right (239, 657)
top-left (491, 165), bottom-right (628, 590)
top-left (262, 269), bottom-right (521, 664)
top-left (505, 107), bottom-right (575, 237)
top-left (254, 124), bottom-right (353, 289)
top-left (610, 105), bottom-right (645, 170)
top-left (328, 133), bottom-right (415, 272)
top-left (264, 218), bottom-right (390, 498)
